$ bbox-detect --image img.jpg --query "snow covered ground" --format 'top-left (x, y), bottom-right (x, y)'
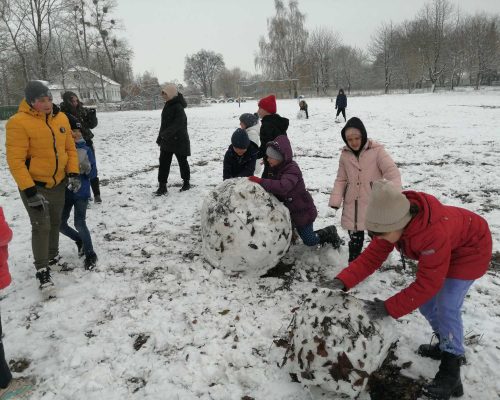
top-left (0, 90), bottom-right (499, 399)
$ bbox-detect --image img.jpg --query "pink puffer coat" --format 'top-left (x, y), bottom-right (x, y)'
top-left (329, 139), bottom-right (401, 231)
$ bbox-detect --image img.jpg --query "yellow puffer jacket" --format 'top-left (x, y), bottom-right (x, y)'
top-left (6, 99), bottom-right (79, 190)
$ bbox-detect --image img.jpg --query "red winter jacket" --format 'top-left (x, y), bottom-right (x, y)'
top-left (336, 191), bottom-right (492, 319)
top-left (0, 207), bottom-right (13, 289)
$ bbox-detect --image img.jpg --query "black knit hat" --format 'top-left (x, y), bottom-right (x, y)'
top-left (66, 113), bottom-right (82, 130)
top-left (231, 128), bottom-right (250, 149)
top-left (239, 113), bottom-right (258, 128)
top-left (25, 81), bottom-right (52, 104)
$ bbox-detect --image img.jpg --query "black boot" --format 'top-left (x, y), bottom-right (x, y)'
top-left (348, 231), bottom-right (364, 262)
top-left (423, 352), bottom-right (464, 400)
top-left (418, 334), bottom-right (467, 365)
top-left (418, 333), bottom-right (442, 360)
top-left (315, 225), bottom-right (343, 249)
top-left (180, 180), bottom-right (191, 192)
top-left (154, 183), bottom-right (167, 196)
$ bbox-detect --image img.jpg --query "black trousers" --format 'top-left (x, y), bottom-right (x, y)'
top-left (348, 230), bottom-right (365, 262)
top-left (87, 141), bottom-right (101, 197)
top-left (336, 107), bottom-right (346, 120)
top-left (158, 151), bottom-right (190, 184)
top-left (0, 314), bottom-right (12, 389)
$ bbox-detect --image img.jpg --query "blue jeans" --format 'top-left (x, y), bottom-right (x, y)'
top-left (419, 278), bottom-right (474, 356)
top-left (296, 223), bottom-right (320, 246)
top-left (59, 196), bottom-right (95, 257)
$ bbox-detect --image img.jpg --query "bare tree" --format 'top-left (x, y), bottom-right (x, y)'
top-left (416, 0), bottom-right (454, 92)
top-left (184, 49), bottom-right (225, 97)
top-left (307, 27), bottom-right (339, 95)
top-left (370, 21), bottom-right (398, 94)
top-left (256, 0), bottom-right (308, 97)
top-left (333, 46), bottom-right (367, 94)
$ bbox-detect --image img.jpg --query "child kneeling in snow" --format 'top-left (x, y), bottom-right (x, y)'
top-left (59, 115), bottom-right (98, 270)
top-left (248, 135), bottom-right (341, 248)
top-left (223, 128), bottom-right (259, 180)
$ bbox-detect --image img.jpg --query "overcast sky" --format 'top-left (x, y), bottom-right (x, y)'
top-left (114, 0), bottom-right (500, 84)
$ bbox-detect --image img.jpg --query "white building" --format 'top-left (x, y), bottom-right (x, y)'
top-left (49, 66), bottom-right (121, 105)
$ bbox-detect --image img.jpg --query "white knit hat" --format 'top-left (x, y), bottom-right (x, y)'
top-left (162, 83), bottom-right (178, 99)
top-left (365, 180), bottom-right (411, 232)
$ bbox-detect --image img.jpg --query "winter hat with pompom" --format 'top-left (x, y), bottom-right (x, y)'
top-left (25, 80), bottom-right (52, 104)
top-left (162, 83), bottom-right (178, 99)
top-left (258, 94), bottom-right (277, 114)
top-left (365, 179), bottom-right (411, 233)
top-left (239, 113), bottom-right (259, 128)
top-left (231, 128), bottom-right (250, 149)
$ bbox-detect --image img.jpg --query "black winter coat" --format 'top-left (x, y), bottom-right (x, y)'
top-left (157, 93), bottom-right (191, 156)
top-left (223, 142), bottom-right (259, 180)
top-left (258, 114), bottom-right (289, 158)
top-left (59, 101), bottom-right (98, 144)
top-left (335, 94), bottom-right (347, 109)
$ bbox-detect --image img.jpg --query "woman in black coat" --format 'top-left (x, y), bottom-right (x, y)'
top-left (155, 84), bottom-right (191, 195)
top-left (335, 88), bottom-right (347, 122)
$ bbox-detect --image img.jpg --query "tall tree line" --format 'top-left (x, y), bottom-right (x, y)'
top-left (0, 0), bottom-right (132, 105)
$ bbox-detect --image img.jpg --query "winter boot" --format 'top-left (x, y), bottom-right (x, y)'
top-left (180, 180), bottom-right (191, 192)
top-left (418, 334), bottom-right (467, 365)
top-left (94, 195), bottom-right (102, 204)
top-left (76, 240), bottom-right (84, 257)
top-left (423, 352), bottom-right (464, 400)
top-left (0, 377), bottom-right (35, 398)
top-left (154, 183), bottom-right (167, 196)
top-left (84, 253), bottom-right (98, 271)
top-left (48, 254), bottom-right (61, 266)
top-left (35, 267), bottom-right (54, 290)
top-left (315, 226), bottom-right (343, 249)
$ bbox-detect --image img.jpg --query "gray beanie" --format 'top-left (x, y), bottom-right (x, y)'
top-left (239, 113), bottom-right (259, 128)
top-left (365, 180), bottom-right (411, 232)
top-left (266, 146), bottom-right (284, 162)
top-left (25, 80), bottom-right (52, 104)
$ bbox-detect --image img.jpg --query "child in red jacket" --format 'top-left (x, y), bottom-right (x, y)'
top-left (328, 180), bottom-right (492, 399)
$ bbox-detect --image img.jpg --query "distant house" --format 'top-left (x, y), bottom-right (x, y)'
top-left (49, 66), bottom-right (121, 105)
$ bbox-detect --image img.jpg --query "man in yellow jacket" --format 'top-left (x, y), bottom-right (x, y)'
top-left (6, 81), bottom-right (80, 290)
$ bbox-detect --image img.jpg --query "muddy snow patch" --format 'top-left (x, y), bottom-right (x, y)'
top-left (201, 178), bottom-right (292, 276)
top-left (279, 289), bottom-right (397, 399)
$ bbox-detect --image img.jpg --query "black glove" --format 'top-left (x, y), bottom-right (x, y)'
top-left (67, 173), bottom-right (81, 193)
top-left (364, 298), bottom-right (389, 320)
top-left (27, 193), bottom-right (49, 212)
top-left (322, 278), bottom-right (345, 291)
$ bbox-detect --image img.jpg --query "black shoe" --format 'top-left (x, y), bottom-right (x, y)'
top-left (84, 253), bottom-right (98, 270)
top-left (180, 180), bottom-right (191, 192)
top-left (418, 334), bottom-right (466, 365)
top-left (94, 195), bottom-right (102, 204)
top-left (423, 352), bottom-right (464, 399)
top-left (76, 240), bottom-right (84, 257)
top-left (154, 183), bottom-right (167, 196)
top-left (36, 267), bottom-right (54, 289)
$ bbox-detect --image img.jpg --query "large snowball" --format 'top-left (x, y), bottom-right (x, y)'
top-left (201, 178), bottom-right (292, 276)
top-left (281, 289), bottom-right (397, 398)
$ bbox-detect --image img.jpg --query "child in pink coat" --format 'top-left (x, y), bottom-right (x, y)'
top-left (329, 117), bottom-right (401, 262)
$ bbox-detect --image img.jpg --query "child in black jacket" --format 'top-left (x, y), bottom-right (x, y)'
top-left (223, 129), bottom-right (259, 180)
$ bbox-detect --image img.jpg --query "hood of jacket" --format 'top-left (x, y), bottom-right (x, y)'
top-left (262, 113), bottom-right (289, 134)
top-left (401, 191), bottom-right (444, 238)
top-left (166, 92), bottom-right (187, 108)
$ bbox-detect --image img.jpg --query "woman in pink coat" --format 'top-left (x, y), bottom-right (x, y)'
top-left (329, 117), bottom-right (401, 262)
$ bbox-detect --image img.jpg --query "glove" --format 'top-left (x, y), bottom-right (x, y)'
top-left (156, 136), bottom-right (162, 146)
top-left (248, 176), bottom-right (263, 184)
top-left (27, 193), bottom-right (49, 213)
top-left (322, 278), bottom-right (345, 291)
top-left (67, 173), bottom-right (81, 193)
top-left (364, 298), bottom-right (389, 320)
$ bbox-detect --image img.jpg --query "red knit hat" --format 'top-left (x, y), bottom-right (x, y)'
top-left (258, 94), bottom-right (277, 114)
